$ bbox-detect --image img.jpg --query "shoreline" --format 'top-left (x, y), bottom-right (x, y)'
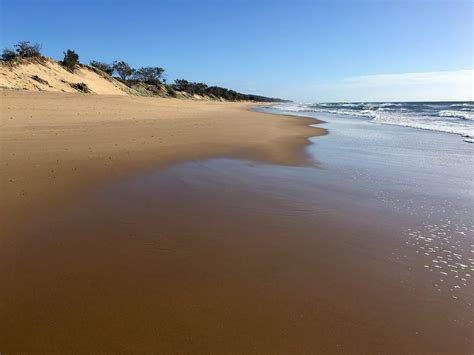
top-left (0, 91), bottom-right (325, 228)
top-left (269, 101), bottom-right (474, 143)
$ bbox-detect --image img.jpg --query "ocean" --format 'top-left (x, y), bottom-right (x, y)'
top-left (271, 101), bottom-right (474, 141)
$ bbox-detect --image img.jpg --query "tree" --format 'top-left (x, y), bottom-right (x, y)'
top-left (90, 60), bottom-right (114, 75)
top-left (133, 66), bottom-right (165, 84)
top-left (1, 48), bottom-right (17, 61)
top-left (192, 82), bottom-right (208, 95)
top-left (14, 41), bottom-right (42, 58)
top-left (113, 61), bottom-right (135, 80)
top-left (63, 49), bottom-right (79, 71)
top-left (172, 79), bottom-right (190, 92)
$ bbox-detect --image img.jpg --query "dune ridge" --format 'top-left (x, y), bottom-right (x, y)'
top-left (0, 56), bottom-right (132, 95)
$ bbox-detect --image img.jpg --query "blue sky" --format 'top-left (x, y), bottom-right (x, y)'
top-left (1, 0), bottom-right (472, 101)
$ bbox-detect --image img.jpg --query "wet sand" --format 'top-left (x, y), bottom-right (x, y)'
top-left (1, 93), bottom-right (473, 353)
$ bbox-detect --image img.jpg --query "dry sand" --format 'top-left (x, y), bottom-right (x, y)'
top-left (0, 57), bottom-right (129, 94)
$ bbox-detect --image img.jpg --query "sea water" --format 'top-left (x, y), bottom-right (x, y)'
top-left (269, 101), bottom-right (474, 140)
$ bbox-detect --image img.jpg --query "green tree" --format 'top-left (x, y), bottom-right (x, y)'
top-left (172, 79), bottom-right (190, 91)
top-left (133, 66), bottom-right (165, 84)
top-left (90, 60), bottom-right (114, 75)
top-left (113, 61), bottom-right (135, 80)
top-left (192, 82), bottom-right (208, 95)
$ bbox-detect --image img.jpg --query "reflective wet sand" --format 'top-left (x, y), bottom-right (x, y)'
top-left (1, 155), bottom-right (472, 353)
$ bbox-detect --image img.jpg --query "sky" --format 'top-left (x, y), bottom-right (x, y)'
top-left (1, 0), bottom-right (472, 102)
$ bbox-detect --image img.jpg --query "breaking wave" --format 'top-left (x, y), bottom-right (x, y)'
top-left (273, 101), bottom-right (474, 137)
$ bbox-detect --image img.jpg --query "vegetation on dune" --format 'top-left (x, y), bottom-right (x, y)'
top-left (90, 60), bottom-right (114, 75)
top-left (113, 61), bottom-right (135, 80)
top-left (70, 82), bottom-right (90, 93)
top-left (165, 84), bottom-right (178, 97)
top-left (15, 41), bottom-right (42, 58)
top-left (1, 49), bottom-right (17, 61)
top-left (62, 49), bottom-right (80, 71)
top-left (133, 66), bottom-right (165, 84)
top-left (1, 41), bottom-right (42, 61)
top-left (170, 79), bottom-right (285, 102)
top-left (1, 40), bottom-right (288, 102)
top-left (31, 75), bottom-right (49, 85)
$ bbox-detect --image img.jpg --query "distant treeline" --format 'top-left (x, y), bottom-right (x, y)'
top-left (171, 79), bottom-right (286, 102)
top-left (1, 41), bottom-right (288, 102)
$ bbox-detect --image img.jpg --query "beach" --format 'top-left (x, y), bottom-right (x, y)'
top-left (1, 92), bottom-right (473, 353)
top-left (0, 91), bottom-right (322, 226)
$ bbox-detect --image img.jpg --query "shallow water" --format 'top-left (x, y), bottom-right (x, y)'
top-left (262, 107), bottom-right (474, 302)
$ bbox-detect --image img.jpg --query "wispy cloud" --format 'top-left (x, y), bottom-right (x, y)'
top-left (339, 69), bottom-right (473, 88)
top-left (294, 69), bottom-right (474, 102)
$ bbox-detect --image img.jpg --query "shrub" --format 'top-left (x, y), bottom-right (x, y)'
top-left (113, 61), bottom-right (135, 80)
top-left (14, 41), bottom-right (42, 58)
top-left (191, 82), bottom-right (208, 95)
top-left (172, 80), bottom-right (209, 95)
top-left (90, 60), bottom-right (114, 75)
top-left (63, 49), bottom-right (79, 71)
top-left (70, 82), bottom-right (90, 93)
top-left (1, 48), bottom-right (17, 61)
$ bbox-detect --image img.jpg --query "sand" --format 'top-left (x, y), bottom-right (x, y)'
top-left (1, 92), bottom-right (473, 353)
top-left (1, 92), bottom-right (326, 352)
top-left (0, 57), bottom-right (129, 94)
top-left (1, 91), bottom-right (323, 232)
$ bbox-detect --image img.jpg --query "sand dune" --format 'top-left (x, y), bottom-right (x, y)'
top-left (0, 57), bottom-right (129, 95)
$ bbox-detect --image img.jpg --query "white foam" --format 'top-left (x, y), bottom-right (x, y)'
top-left (273, 103), bottom-right (474, 138)
top-left (439, 110), bottom-right (474, 120)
